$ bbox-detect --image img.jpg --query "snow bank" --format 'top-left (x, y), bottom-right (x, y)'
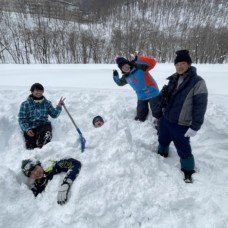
top-left (0, 64), bottom-right (227, 228)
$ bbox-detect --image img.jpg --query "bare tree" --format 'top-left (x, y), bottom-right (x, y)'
top-left (0, 0), bottom-right (227, 63)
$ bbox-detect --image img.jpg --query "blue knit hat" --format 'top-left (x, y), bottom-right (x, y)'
top-left (174, 50), bottom-right (192, 65)
top-left (116, 57), bottom-right (130, 70)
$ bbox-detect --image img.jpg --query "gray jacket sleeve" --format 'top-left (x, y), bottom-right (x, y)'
top-left (191, 79), bottom-right (208, 131)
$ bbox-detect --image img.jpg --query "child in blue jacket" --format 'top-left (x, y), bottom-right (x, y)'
top-left (113, 55), bottom-right (160, 122)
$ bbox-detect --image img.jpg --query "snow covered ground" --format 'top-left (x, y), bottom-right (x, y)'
top-left (0, 63), bottom-right (228, 228)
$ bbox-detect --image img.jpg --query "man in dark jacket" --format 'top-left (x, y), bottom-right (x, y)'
top-left (157, 50), bottom-right (208, 183)
top-left (18, 83), bottom-right (65, 149)
top-left (21, 158), bottom-right (81, 205)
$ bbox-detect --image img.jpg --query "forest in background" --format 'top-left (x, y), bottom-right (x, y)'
top-left (0, 0), bottom-right (227, 63)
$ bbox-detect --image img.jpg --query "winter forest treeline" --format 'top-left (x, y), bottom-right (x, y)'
top-left (0, 0), bottom-right (227, 64)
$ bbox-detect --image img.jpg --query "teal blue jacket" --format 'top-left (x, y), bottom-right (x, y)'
top-left (18, 95), bottom-right (62, 132)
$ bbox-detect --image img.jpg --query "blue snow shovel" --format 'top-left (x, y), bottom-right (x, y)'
top-left (63, 103), bottom-right (86, 152)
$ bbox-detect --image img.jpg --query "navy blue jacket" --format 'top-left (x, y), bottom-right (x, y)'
top-left (162, 66), bottom-right (208, 131)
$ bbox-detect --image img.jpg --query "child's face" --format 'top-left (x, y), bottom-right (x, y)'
top-left (29, 166), bottom-right (44, 180)
top-left (121, 64), bottom-right (131, 73)
top-left (32, 89), bottom-right (44, 98)
top-left (94, 120), bottom-right (104, 128)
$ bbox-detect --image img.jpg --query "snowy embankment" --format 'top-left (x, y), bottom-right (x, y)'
top-left (0, 64), bottom-right (228, 228)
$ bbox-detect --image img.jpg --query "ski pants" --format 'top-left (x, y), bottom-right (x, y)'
top-left (24, 123), bottom-right (52, 150)
top-left (136, 96), bottom-right (161, 121)
top-left (158, 117), bottom-right (195, 171)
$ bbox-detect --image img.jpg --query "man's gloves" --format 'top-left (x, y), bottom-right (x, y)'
top-left (58, 97), bottom-right (66, 107)
top-left (113, 70), bottom-right (119, 77)
top-left (57, 179), bottom-right (73, 205)
top-left (184, 128), bottom-right (197, 137)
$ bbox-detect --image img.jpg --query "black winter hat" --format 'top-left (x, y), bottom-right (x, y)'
top-left (30, 83), bottom-right (44, 92)
top-left (21, 159), bottom-right (41, 177)
top-left (116, 57), bottom-right (130, 70)
top-left (92, 116), bottom-right (104, 126)
top-left (174, 50), bottom-right (192, 65)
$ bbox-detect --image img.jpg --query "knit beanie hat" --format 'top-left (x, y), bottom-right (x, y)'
top-left (116, 57), bottom-right (130, 70)
top-left (174, 50), bottom-right (192, 65)
top-left (30, 83), bottom-right (44, 92)
top-left (21, 159), bottom-right (41, 177)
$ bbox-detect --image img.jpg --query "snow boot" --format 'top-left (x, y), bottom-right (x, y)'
top-left (181, 169), bottom-right (195, 183)
top-left (157, 144), bottom-right (169, 158)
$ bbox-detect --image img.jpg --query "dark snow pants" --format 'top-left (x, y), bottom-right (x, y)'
top-left (24, 123), bottom-right (52, 149)
top-left (158, 117), bottom-right (195, 171)
top-left (136, 96), bottom-right (161, 121)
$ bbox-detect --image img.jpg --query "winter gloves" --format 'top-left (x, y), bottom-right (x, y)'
top-left (57, 179), bottom-right (73, 205)
top-left (184, 128), bottom-right (197, 137)
top-left (113, 70), bottom-right (119, 77)
top-left (113, 70), bottom-right (119, 81)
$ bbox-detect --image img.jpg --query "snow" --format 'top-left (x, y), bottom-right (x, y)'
top-left (0, 63), bottom-right (228, 228)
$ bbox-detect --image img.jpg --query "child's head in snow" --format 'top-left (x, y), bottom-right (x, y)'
top-left (21, 159), bottom-right (43, 179)
top-left (92, 115), bottom-right (104, 128)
